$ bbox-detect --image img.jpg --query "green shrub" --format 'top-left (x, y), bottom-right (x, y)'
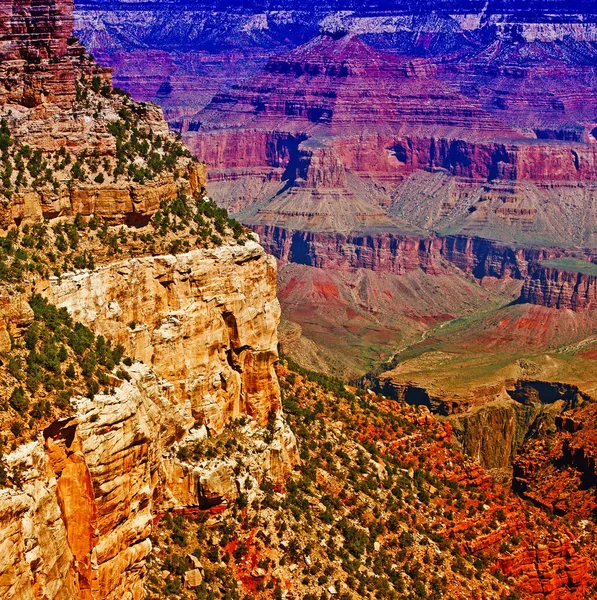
top-left (9, 387), bottom-right (28, 414)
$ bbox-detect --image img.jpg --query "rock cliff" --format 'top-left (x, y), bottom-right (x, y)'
top-left (0, 0), bottom-right (204, 228)
top-left (520, 262), bottom-right (597, 311)
top-left (252, 225), bottom-right (561, 278)
top-left (0, 0), bottom-right (298, 597)
top-left (0, 0), bottom-right (74, 61)
top-left (0, 360), bottom-right (296, 599)
top-left (179, 32), bottom-right (597, 252)
top-left (45, 241), bottom-right (281, 434)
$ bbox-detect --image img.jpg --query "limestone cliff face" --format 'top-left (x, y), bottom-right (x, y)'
top-left (0, 362), bottom-right (295, 600)
top-left (45, 240), bottom-right (281, 434)
top-left (0, 238), bottom-right (298, 599)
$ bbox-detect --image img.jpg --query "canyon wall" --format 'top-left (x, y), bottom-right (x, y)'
top-left (0, 0), bottom-right (208, 228)
top-left (45, 241), bottom-right (281, 434)
top-left (520, 264), bottom-right (597, 311)
top-left (2, 162), bottom-right (207, 228)
top-left (0, 0), bottom-right (74, 61)
top-left (0, 0), bottom-right (85, 108)
top-left (513, 405), bottom-right (597, 518)
top-left (0, 1), bottom-right (301, 598)
top-left (0, 365), bottom-right (183, 600)
top-left (0, 241), bottom-right (297, 600)
top-left (253, 225), bottom-right (560, 281)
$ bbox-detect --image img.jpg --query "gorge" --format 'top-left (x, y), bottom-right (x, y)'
top-left (72, 5), bottom-right (597, 585)
top-left (0, 0), bottom-right (595, 598)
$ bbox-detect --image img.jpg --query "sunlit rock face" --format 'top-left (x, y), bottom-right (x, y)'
top-left (46, 242), bottom-right (282, 434)
top-left (0, 361), bottom-right (297, 599)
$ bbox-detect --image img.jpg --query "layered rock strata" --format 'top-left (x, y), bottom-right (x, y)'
top-left (0, 362), bottom-right (297, 600)
top-left (0, 0), bottom-right (205, 229)
top-left (254, 225), bottom-right (560, 277)
top-left (375, 376), bottom-right (589, 473)
top-left (520, 263), bottom-right (597, 311)
top-left (45, 241), bottom-right (281, 434)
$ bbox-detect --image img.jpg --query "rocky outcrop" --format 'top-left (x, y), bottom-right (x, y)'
top-left (0, 361), bottom-right (296, 600)
top-left (496, 537), bottom-right (590, 599)
top-left (376, 377), bottom-right (585, 472)
top-left (0, 1), bottom-right (298, 597)
top-left (439, 235), bottom-right (555, 279)
top-left (0, 238), bottom-right (299, 599)
top-left (45, 241), bottom-right (281, 434)
top-left (0, 162), bottom-right (206, 227)
top-left (388, 138), bottom-right (597, 183)
top-left (0, 235), bottom-right (299, 599)
top-left (0, 0), bottom-right (205, 228)
top-left (0, 442), bottom-right (79, 599)
top-left (520, 263), bottom-right (597, 311)
top-left (459, 382), bottom-right (584, 472)
top-left (513, 402), bottom-right (597, 519)
top-left (0, 0), bottom-right (74, 61)
top-left (0, 366), bottom-right (175, 600)
top-left (449, 399), bottom-right (551, 472)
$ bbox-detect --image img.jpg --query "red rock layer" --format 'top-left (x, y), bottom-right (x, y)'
top-left (0, 0), bottom-right (91, 108)
top-left (520, 264), bottom-right (597, 311)
top-left (0, 0), bottom-right (74, 61)
top-left (187, 130), bottom-right (304, 178)
top-left (186, 34), bottom-right (597, 190)
top-left (253, 225), bottom-right (557, 279)
top-left (389, 137), bottom-right (597, 183)
top-left (193, 34), bottom-right (513, 139)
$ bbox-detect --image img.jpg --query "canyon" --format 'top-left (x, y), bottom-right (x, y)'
top-left (74, 4), bottom-right (597, 375)
top-left (74, 0), bottom-right (597, 482)
top-left (0, 0), bottom-right (594, 598)
top-left (73, 8), bottom-right (597, 483)
top-left (74, 0), bottom-right (597, 449)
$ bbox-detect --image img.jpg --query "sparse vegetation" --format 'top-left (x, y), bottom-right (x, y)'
top-left (143, 359), bottom-right (588, 600)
